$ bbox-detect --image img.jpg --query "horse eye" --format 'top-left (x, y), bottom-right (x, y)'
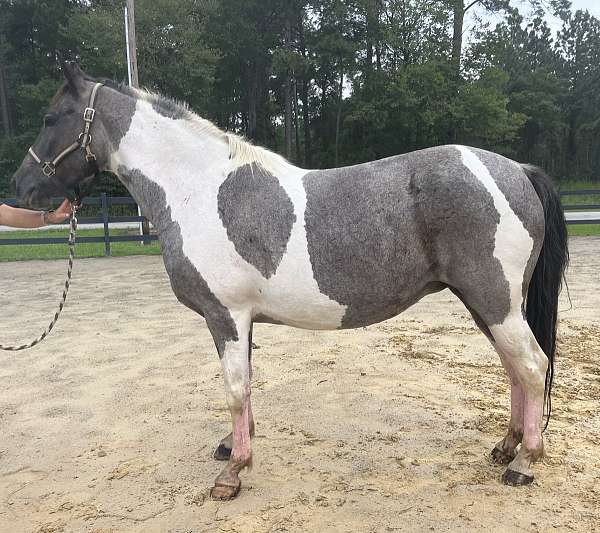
top-left (44, 114), bottom-right (57, 127)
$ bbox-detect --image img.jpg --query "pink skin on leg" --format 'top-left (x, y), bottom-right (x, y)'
top-left (508, 381), bottom-right (525, 441)
top-left (211, 396), bottom-right (253, 500)
top-left (214, 370), bottom-right (255, 459)
top-left (211, 315), bottom-right (253, 500)
top-left (491, 317), bottom-right (547, 483)
top-left (493, 355), bottom-right (525, 463)
top-left (503, 385), bottom-right (545, 482)
top-left (521, 391), bottom-right (544, 457)
top-left (231, 400), bottom-right (253, 465)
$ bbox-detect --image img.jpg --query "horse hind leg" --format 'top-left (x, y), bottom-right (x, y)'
top-left (490, 314), bottom-right (547, 485)
top-left (451, 289), bottom-right (524, 465)
top-left (452, 288), bottom-right (547, 485)
top-left (490, 355), bottom-right (524, 465)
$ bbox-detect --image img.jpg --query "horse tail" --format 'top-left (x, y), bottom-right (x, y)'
top-left (521, 164), bottom-right (569, 429)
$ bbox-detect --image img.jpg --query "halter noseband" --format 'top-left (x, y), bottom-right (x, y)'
top-left (28, 82), bottom-right (103, 179)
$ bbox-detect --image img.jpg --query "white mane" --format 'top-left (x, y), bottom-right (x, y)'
top-left (134, 87), bottom-right (295, 175)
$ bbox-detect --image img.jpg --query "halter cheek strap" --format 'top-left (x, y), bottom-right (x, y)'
top-left (29, 82), bottom-right (103, 178)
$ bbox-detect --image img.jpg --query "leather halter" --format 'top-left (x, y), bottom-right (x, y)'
top-left (28, 82), bottom-right (103, 179)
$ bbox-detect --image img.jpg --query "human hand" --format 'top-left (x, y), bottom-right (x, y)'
top-left (45, 199), bottom-right (73, 224)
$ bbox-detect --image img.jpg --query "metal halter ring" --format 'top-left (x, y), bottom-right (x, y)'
top-left (79, 132), bottom-right (92, 146)
top-left (41, 162), bottom-right (56, 177)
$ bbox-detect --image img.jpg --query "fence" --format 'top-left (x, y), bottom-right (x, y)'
top-left (0, 193), bottom-right (157, 256)
top-left (0, 189), bottom-right (599, 256)
top-left (560, 189), bottom-right (600, 224)
top-left (559, 189), bottom-right (600, 224)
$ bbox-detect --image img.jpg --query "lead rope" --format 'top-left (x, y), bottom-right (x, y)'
top-left (0, 205), bottom-right (78, 351)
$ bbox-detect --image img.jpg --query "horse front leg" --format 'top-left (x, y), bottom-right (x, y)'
top-left (208, 311), bottom-right (253, 500)
top-left (214, 325), bottom-right (255, 461)
top-left (214, 400), bottom-right (255, 460)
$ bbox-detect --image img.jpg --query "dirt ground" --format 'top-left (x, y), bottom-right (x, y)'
top-left (0, 237), bottom-right (598, 533)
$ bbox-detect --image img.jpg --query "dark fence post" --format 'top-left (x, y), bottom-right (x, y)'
top-left (101, 192), bottom-right (111, 256)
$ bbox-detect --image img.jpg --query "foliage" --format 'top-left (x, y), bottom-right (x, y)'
top-left (1, 0), bottom-right (600, 195)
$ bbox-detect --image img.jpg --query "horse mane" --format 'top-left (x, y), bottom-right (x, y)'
top-left (98, 78), bottom-right (293, 174)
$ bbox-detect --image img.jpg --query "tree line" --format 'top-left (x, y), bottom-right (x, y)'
top-left (1, 0), bottom-right (599, 196)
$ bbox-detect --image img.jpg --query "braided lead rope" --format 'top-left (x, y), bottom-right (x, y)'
top-left (0, 207), bottom-right (78, 351)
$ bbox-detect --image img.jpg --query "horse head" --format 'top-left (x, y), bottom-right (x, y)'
top-left (13, 62), bottom-right (110, 208)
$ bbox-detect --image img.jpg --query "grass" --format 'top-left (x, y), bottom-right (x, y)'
top-left (559, 180), bottom-right (600, 208)
top-left (568, 224), bottom-right (600, 237)
top-left (0, 227), bottom-right (161, 262)
top-left (560, 181), bottom-right (600, 236)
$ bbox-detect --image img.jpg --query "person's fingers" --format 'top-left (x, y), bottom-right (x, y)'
top-left (58, 198), bottom-right (72, 211)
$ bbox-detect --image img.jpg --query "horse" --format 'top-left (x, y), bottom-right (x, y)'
top-left (13, 63), bottom-right (568, 500)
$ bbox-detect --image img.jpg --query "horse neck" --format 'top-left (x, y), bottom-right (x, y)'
top-left (108, 98), bottom-right (229, 182)
top-left (106, 96), bottom-right (231, 226)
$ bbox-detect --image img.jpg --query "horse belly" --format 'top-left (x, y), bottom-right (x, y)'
top-left (301, 161), bottom-right (436, 329)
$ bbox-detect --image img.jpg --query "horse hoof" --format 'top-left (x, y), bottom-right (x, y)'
top-left (213, 444), bottom-right (232, 461)
top-left (502, 469), bottom-right (534, 486)
top-left (210, 481), bottom-right (241, 500)
top-left (491, 446), bottom-right (514, 465)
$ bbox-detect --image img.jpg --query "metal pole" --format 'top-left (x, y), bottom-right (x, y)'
top-left (125, 0), bottom-right (139, 88)
top-left (124, 0), bottom-right (150, 244)
top-left (125, 6), bottom-right (133, 86)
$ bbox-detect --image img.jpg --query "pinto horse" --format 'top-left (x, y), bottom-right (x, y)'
top-left (13, 63), bottom-right (568, 500)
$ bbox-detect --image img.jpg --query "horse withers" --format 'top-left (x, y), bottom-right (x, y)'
top-left (13, 63), bottom-right (568, 500)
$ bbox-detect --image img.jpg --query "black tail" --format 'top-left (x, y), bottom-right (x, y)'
top-left (521, 165), bottom-right (569, 429)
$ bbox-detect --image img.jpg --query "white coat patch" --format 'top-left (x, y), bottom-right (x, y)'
top-left (112, 100), bottom-right (346, 329)
top-left (456, 146), bottom-right (534, 313)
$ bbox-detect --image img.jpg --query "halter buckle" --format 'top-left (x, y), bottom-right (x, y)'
top-left (85, 151), bottom-right (97, 162)
top-left (41, 162), bottom-right (56, 177)
top-left (83, 107), bottom-right (96, 122)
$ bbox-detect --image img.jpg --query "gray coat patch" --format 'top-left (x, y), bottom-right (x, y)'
top-left (303, 146), bottom-right (516, 328)
top-left (218, 164), bottom-right (296, 279)
top-left (117, 165), bottom-right (238, 356)
top-left (149, 94), bottom-right (192, 120)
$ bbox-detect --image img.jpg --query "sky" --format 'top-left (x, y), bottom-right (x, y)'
top-left (546, 0), bottom-right (600, 32)
top-left (468, 0), bottom-right (600, 40)
top-left (570, 0), bottom-right (600, 18)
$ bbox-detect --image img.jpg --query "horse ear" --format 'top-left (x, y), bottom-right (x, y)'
top-left (62, 61), bottom-right (86, 93)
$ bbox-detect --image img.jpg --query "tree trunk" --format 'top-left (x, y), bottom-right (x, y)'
top-left (302, 78), bottom-right (311, 168)
top-left (366, 7), bottom-right (374, 75)
top-left (285, 74), bottom-right (293, 159)
top-left (284, 17), bottom-right (293, 160)
top-left (451, 0), bottom-right (465, 77)
top-left (0, 33), bottom-right (12, 137)
top-left (294, 79), bottom-right (301, 164)
top-left (247, 62), bottom-right (259, 139)
top-left (365, 0), bottom-right (380, 76)
top-left (0, 61), bottom-right (11, 138)
top-left (298, 15), bottom-right (312, 167)
top-left (335, 60), bottom-right (344, 167)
